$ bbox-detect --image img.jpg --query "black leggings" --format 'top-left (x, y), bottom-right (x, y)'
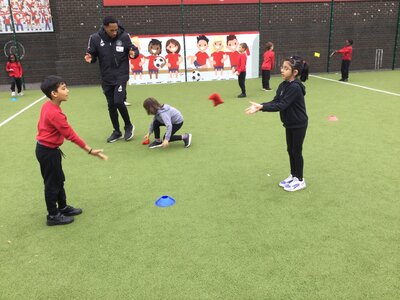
top-left (261, 70), bottom-right (271, 89)
top-left (341, 60), bottom-right (351, 80)
top-left (238, 71), bottom-right (246, 94)
top-left (153, 120), bottom-right (183, 142)
top-left (10, 77), bottom-right (22, 93)
top-left (285, 127), bottom-right (307, 180)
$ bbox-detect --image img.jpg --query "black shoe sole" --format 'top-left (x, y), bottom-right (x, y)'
top-left (61, 210), bottom-right (82, 216)
top-left (107, 136), bottom-right (123, 143)
top-left (47, 218), bottom-right (74, 226)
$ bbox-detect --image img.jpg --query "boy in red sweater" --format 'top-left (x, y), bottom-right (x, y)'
top-left (236, 43), bottom-right (248, 98)
top-left (331, 39), bottom-right (353, 82)
top-left (36, 76), bottom-right (108, 226)
top-left (6, 54), bottom-right (23, 96)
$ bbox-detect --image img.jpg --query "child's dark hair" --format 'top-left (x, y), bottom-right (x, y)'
top-left (197, 35), bottom-right (209, 44)
top-left (284, 56), bottom-right (309, 82)
top-left (347, 39), bottom-right (353, 45)
top-left (103, 16), bottom-right (118, 26)
top-left (226, 34), bottom-right (237, 44)
top-left (240, 43), bottom-right (248, 50)
top-left (143, 97), bottom-right (162, 115)
top-left (40, 75), bottom-right (66, 99)
top-left (265, 42), bottom-right (273, 51)
top-left (8, 54), bottom-right (17, 62)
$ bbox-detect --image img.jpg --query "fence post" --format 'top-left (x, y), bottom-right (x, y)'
top-left (181, 0), bottom-right (188, 82)
top-left (392, 1), bottom-right (400, 70)
top-left (327, 0), bottom-right (335, 73)
top-left (7, 0), bottom-right (25, 90)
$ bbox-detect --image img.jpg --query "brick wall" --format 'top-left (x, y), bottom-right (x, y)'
top-left (0, 0), bottom-right (398, 85)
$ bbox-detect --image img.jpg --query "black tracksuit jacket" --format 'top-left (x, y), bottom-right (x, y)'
top-left (86, 24), bottom-right (139, 85)
top-left (261, 78), bottom-right (308, 128)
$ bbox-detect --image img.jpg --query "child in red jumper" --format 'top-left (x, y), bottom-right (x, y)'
top-left (261, 42), bottom-right (275, 91)
top-left (6, 54), bottom-right (23, 96)
top-left (36, 76), bottom-right (108, 226)
top-left (331, 39), bottom-right (353, 82)
top-left (236, 43), bottom-right (248, 98)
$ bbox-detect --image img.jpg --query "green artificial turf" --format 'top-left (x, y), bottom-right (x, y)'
top-left (0, 70), bottom-right (399, 299)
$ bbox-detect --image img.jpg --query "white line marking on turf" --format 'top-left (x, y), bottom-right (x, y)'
top-left (310, 75), bottom-right (400, 97)
top-left (0, 95), bottom-right (46, 128)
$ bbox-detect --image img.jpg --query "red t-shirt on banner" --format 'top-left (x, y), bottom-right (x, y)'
top-left (165, 53), bottom-right (181, 69)
top-left (130, 54), bottom-right (144, 71)
top-left (195, 51), bottom-right (209, 66)
top-left (211, 51), bottom-right (224, 67)
top-left (226, 51), bottom-right (239, 67)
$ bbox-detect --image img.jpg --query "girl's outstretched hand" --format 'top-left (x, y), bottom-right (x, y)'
top-left (245, 102), bottom-right (262, 115)
top-left (162, 139), bottom-right (169, 148)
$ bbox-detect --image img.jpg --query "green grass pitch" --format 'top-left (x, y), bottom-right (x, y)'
top-left (0, 70), bottom-right (399, 299)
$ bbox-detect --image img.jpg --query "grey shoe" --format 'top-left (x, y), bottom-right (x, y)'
top-left (124, 124), bottom-right (135, 141)
top-left (107, 131), bottom-right (122, 143)
top-left (183, 133), bottom-right (192, 148)
top-left (149, 140), bottom-right (163, 149)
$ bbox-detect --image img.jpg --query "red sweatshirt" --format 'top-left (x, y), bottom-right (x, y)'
top-left (6, 61), bottom-right (23, 78)
top-left (262, 50), bottom-right (275, 70)
top-left (236, 53), bottom-right (247, 74)
top-left (36, 101), bottom-right (86, 149)
top-left (337, 45), bottom-right (353, 61)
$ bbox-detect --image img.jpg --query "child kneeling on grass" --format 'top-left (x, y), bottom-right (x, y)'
top-left (245, 56), bottom-right (309, 192)
top-left (36, 75), bottom-right (107, 226)
top-left (143, 97), bottom-right (192, 149)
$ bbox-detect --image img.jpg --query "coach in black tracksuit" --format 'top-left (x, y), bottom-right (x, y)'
top-left (85, 16), bottom-right (139, 143)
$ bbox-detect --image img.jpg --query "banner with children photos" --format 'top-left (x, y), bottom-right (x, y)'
top-left (0, 0), bottom-right (53, 34)
top-left (129, 31), bottom-right (259, 85)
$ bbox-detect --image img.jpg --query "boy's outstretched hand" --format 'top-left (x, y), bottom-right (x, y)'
top-left (245, 101), bottom-right (262, 115)
top-left (90, 149), bottom-right (108, 160)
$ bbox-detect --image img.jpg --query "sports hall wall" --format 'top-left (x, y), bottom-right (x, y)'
top-left (0, 0), bottom-right (398, 86)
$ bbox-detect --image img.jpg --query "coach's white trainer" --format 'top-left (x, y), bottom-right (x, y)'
top-left (279, 174), bottom-right (293, 187)
top-left (284, 177), bottom-right (306, 192)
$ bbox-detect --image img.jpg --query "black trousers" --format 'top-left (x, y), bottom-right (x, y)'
top-left (35, 143), bottom-right (67, 215)
top-left (261, 70), bottom-right (271, 89)
top-left (153, 121), bottom-right (183, 142)
top-left (10, 77), bottom-right (22, 93)
top-left (341, 60), bottom-right (351, 80)
top-left (238, 71), bottom-right (246, 94)
top-left (285, 127), bottom-right (307, 180)
top-left (102, 83), bottom-right (132, 132)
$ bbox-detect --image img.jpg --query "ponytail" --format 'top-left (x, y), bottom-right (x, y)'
top-left (285, 56), bottom-right (309, 82)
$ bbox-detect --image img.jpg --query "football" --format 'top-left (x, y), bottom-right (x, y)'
top-left (191, 70), bottom-right (201, 81)
top-left (154, 56), bottom-right (166, 69)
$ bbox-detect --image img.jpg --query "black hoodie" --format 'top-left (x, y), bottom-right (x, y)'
top-left (86, 24), bottom-right (139, 85)
top-left (261, 78), bottom-right (308, 128)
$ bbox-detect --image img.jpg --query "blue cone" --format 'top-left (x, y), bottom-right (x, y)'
top-left (10, 97), bottom-right (17, 102)
top-left (155, 195), bottom-right (175, 207)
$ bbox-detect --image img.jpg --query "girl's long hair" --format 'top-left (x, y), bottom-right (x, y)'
top-left (284, 56), bottom-right (309, 82)
top-left (143, 97), bottom-right (162, 115)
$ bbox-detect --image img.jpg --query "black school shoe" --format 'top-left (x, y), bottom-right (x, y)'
top-left (237, 93), bottom-right (247, 98)
top-left (59, 205), bottom-right (82, 216)
top-left (47, 213), bottom-right (74, 226)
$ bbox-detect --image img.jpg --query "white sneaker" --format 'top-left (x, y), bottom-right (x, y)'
top-left (284, 177), bottom-right (306, 192)
top-left (279, 174), bottom-right (293, 187)
top-left (124, 101), bottom-right (131, 106)
top-left (11, 92), bottom-right (16, 96)
top-left (18, 92), bottom-right (24, 96)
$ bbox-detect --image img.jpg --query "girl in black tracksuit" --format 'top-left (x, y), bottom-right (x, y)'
top-left (246, 56), bottom-right (309, 192)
